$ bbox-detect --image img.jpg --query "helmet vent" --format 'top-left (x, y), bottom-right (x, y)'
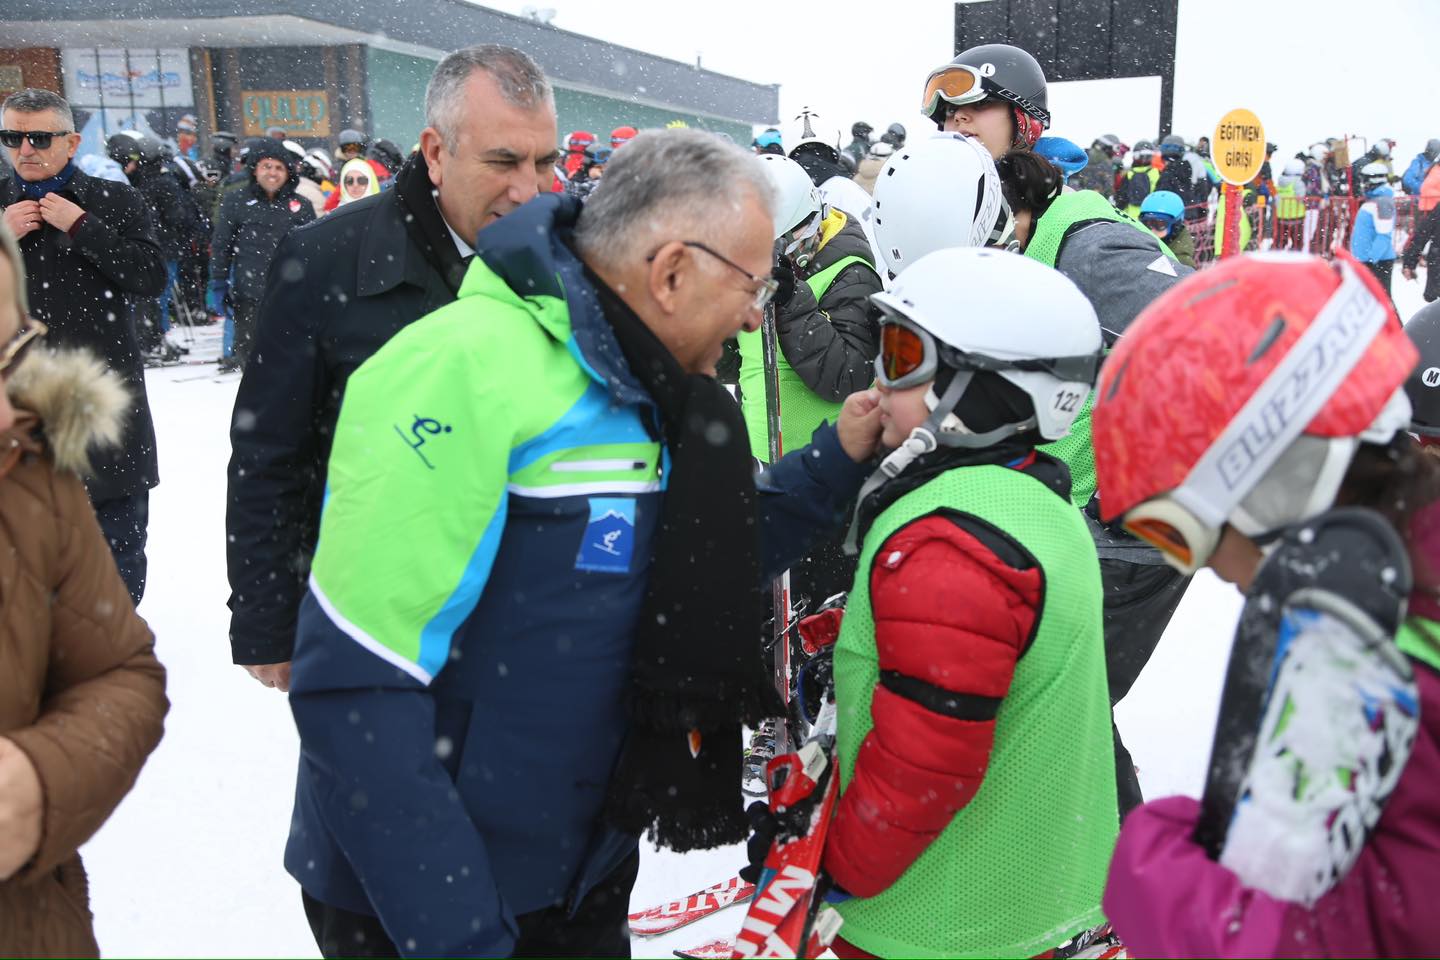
top-left (1248, 314), bottom-right (1288, 365)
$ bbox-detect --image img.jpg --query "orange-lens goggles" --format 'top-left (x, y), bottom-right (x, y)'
top-left (921, 65), bottom-right (986, 117)
top-left (879, 322), bottom-right (929, 384)
top-left (1123, 516), bottom-right (1195, 568)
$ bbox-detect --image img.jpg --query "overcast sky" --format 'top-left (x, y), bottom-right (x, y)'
top-left (483, 0), bottom-right (1440, 166)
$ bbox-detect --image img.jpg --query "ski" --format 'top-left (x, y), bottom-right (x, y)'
top-left (673, 939), bottom-right (737, 959)
top-left (1194, 508), bottom-right (1417, 904)
top-left (628, 876), bottom-right (757, 938)
top-left (759, 301), bottom-right (793, 759)
top-left (732, 691), bottom-right (843, 958)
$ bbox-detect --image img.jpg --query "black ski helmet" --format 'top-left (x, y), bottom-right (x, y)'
top-left (881, 122), bottom-right (907, 148)
top-left (105, 130), bottom-right (147, 166)
top-left (1405, 300), bottom-right (1440, 437)
top-left (926, 43), bottom-right (1049, 142)
top-left (367, 138), bottom-right (404, 173)
top-left (851, 121), bottom-right (873, 140)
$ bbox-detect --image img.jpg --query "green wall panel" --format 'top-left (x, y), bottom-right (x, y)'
top-left (553, 86), bottom-right (750, 147)
top-left (364, 49), bottom-right (753, 151)
top-left (365, 47), bottom-right (433, 150)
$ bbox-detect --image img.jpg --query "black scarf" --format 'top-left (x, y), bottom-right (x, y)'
top-left (590, 268), bottom-right (784, 850)
top-left (392, 153), bottom-right (469, 295)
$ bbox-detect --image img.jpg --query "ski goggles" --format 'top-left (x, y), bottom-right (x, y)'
top-left (1121, 496), bottom-right (1220, 576)
top-left (0, 316), bottom-right (46, 380)
top-left (1139, 213), bottom-right (1177, 232)
top-left (0, 129), bottom-right (71, 150)
top-left (875, 313), bottom-right (1100, 391)
top-left (920, 64), bottom-right (1050, 128)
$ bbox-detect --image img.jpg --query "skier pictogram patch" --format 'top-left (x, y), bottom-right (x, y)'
top-left (575, 497), bottom-right (635, 573)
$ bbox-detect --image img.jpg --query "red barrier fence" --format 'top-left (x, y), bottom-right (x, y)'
top-left (1185, 194), bottom-right (1422, 266)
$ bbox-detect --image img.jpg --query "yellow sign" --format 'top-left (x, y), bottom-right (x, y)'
top-left (241, 90), bottom-right (330, 138)
top-left (1212, 108), bottom-right (1266, 186)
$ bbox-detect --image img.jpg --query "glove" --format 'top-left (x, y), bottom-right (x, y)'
top-left (739, 800), bottom-right (776, 885)
top-left (205, 281), bottom-right (229, 314)
top-left (771, 254), bottom-right (797, 308)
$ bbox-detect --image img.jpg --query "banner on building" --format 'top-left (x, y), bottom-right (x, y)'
top-left (62, 48), bottom-right (194, 109)
top-left (241, 90), bottom-right (331, 137)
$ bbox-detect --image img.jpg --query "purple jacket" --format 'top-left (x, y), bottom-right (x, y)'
top-left (1103, 660), bottom-right (1440, 957)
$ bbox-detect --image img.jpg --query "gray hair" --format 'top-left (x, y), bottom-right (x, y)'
top-left (574, 129), bottom-right (776, 271)
top-left (425, 45), bottom-right (553, 151)
top-left (1, 88), bottom-right (75, 132)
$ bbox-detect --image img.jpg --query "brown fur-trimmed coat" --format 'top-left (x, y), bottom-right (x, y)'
top-left (0, 348), bottom-right (168, 957)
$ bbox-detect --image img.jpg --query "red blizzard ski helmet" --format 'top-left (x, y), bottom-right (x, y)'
top-left (610, 125), bottom-right (638, 149)
top-left (1092, 251), bottom-right (1417, 572)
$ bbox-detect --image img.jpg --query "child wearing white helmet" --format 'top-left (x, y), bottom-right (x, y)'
top-left (815, 247), bottom-right (1117, 958)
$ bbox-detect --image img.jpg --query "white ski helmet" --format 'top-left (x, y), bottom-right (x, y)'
top-left (1361, 161), bottom-right (1389, 189)
top-left (755, 154), bottom-right (825, 244)
top-left (871, 133), bottom-right (1007, 276)
top-left (870, 247), bottom-right (1101, 444)
top-left (1282, 157), bottom-right (1305, 177)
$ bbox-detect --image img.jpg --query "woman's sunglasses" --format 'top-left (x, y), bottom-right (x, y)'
top-left (0, 130), bottom-right (71, 150)
top-left (343, 175), bottom-right (370, 187)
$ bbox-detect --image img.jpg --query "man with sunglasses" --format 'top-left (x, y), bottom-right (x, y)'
top-left (0, 87), bottom-right (165, 603)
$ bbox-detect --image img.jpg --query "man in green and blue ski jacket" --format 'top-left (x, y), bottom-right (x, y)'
top-left (283, 131), bottom-right (882, 958)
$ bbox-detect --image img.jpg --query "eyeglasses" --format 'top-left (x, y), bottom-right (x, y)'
top-left (343, 175), bottom-right (370, 186)
top-left (0, 130), bottom-right (71, 150)
top-left (649, 241), bottom-right (779, 311)
top-left (0, 316), bottom-right (46, 379)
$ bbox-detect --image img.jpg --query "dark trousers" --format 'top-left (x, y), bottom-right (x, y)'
top-left (302, 850), bottom-right (640, 958)
top-left (92, 491), bottom-right (149, 605)
top-left (1100, 557), bottom-right (1190, 819)
top-left (232, 298), bottom-right (262, 368)
top-left (1366, 259), bottom-right (1395, 307)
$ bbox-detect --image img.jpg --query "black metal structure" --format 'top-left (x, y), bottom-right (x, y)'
top-left (954, 0), bottom-right (1179, 139)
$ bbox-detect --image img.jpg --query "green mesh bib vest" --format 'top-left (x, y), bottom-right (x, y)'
top-left (832, 464), bottom-right (1118, 958)
top-left (737, 254), bottom-right (877, 461)
top-left (1027, 190), bottom-right (1176, 507)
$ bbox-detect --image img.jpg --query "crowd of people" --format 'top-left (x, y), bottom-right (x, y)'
top-left (1, 33), bottom-right (1438, 960)
top-left (1067, 128), bottom-right (1440, 303)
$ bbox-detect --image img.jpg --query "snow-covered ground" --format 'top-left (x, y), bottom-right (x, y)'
top-left (79, 269), bottom-right (1430, 957)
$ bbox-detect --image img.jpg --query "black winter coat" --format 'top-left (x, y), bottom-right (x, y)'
top-left (0, 169), bottom-right (163, 501)
top-left (208, 176), bottom-right (314, 303)
top-left (132, 164), bottom-right (195, 261)
top-left (226, 153), bottom-right (466, 664)
top-left (776, 213), bottom-right (883, 402)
